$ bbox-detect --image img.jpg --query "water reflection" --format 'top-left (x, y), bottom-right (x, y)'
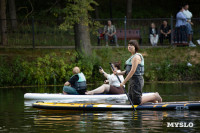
top-left (0, 82), bottom-right (200, 132)
top-left (32, 110), bottom-right (200, 132)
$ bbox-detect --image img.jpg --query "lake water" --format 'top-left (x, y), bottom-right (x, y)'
top-left (0, 82), bottom-right (200, 132)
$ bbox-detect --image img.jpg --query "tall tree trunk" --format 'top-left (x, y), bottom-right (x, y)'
top-left (126, 0), bottom-right (132, 19)
top-left (74, 21), bottom-right (92, 55)
top-left (0, 0), bottom-right (7, 45)
top-left (74, 0), bottom-right (92, 56)
top-left (109, 0), bottom-right (112, 19)
top-left (8, 0), bottom-right (17, 30)
top-left (94, 4), bottom-right (99, 19)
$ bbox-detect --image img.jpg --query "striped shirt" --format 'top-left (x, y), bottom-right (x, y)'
top-left (104, 25), bottom-right (116, 34)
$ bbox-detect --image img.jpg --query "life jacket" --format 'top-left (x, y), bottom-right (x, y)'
top-left (125, 53), bottom-right (144, 76)
top-left (73, 72), bottom-right (87, 90)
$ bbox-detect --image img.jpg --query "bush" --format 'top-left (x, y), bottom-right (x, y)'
top-left (144, 59), bottom-right (200, 81)
top-left (1, 48), bottom-right (200, 87)
top-left (0, 51), bottom-right (102, 87)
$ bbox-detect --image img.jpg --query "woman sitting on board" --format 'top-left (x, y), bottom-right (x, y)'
top-left (85, 62), bottom-right (125, 95)
top-left (63, 67), bottom-right (87, 95)
top-left (115, 40), bottom-right (162, 104)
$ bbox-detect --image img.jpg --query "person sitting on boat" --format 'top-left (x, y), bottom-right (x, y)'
top-left (85, 62), bottom-right (124, 95)
top-left (114, 40), bottom-right (162, 104)
top-left (63, 67), bottom-right (87, 95)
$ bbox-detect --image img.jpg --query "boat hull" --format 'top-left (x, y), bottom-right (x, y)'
top-left (24, 93), bottom-right (128, 100)
top-left (32, 101), bottom-right (200, 111)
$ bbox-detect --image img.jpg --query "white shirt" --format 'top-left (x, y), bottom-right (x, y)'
top-left (107, 70), bottom-right (125, 88)
top-left (183, 10), bottom-right (192, 21)
top-left (152, 28), bottom-right (156, 34)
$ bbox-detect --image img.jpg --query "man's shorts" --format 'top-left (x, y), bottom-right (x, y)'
top-left (63, 86), bottom-right (79, 95)
top-left (186, 22), bottom-right (193, 35)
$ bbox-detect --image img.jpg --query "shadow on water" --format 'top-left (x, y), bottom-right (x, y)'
top-left (0, 82), bottom-right (200, 132)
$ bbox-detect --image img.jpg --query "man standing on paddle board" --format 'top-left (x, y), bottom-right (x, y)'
top-left (63, 67), bottom-right (87, 95)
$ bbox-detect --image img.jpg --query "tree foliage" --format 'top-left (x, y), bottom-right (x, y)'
top-left (59, 0), bottom-right (98, 30)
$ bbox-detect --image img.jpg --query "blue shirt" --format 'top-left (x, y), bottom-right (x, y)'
top-left (175, 11), bottom-right (187, 27)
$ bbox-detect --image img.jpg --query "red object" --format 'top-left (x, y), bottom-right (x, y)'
top-left (99, 29), bottom-right (141, 40)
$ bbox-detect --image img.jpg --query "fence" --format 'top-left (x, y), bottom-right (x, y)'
top-left (0, 17), bottom-right (200, 48)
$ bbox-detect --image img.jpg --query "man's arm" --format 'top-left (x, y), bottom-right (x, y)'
top-left (160, 29), bottom-right (165, 35)
top-left (64, 81), bottom-right (70, 86)
top-left (111, 25), bottom-right (116, 36)
top-left (103, 25), bottom-right (107, 34)
top-left (167, 29), bottom-right (171, 34)
top-left (190, 21), bottom-right (194, 25)
top-left (64, 75), bottom-right (78, 86)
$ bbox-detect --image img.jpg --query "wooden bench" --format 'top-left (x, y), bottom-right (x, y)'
top-left (98, 29), bottom-right (142, 45)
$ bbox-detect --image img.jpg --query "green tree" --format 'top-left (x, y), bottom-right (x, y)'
top-left (60, 0), bottom-right (98, 55)
top-left (126, 0), bottom-right (132, 19)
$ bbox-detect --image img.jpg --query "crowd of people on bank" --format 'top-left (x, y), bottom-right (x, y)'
top-left (149, 21), bottom-right (171, 46)
top-left (98, 3), bottom-right (199, 47)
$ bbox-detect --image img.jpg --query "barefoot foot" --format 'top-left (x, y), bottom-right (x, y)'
top-left (85, 91), bottom-right (94, 95)
top-left (155, 92), bottom-right (162, 103)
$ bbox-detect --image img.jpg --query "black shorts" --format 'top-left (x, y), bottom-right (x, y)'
top-left (128, 76), bottom-right (144, 105)
top-left (108, 85), bottom-right (124, 94)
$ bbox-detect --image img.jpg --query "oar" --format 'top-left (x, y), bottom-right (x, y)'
top-left (109, 63), bottom-right (136, 111)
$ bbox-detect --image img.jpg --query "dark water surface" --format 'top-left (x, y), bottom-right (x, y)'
top-left (0, 82), bottom-right (200, 132)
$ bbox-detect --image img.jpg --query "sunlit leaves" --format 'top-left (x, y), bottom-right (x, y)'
top-left (59, 0), bottom-right (98, 30)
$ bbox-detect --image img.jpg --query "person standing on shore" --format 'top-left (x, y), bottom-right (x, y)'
top-left (174, 6), bottom-right (188, 44)
top-left (183, 3), bottom-right (196, 47)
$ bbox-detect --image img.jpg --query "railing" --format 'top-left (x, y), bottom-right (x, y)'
top-left (93, 17), bottom-right (200, 46)
top-left (0, 17), bottom-right (200, 48)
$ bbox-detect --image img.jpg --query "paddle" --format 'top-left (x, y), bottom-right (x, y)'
top-left (109, 63), bottom-right (136, 111)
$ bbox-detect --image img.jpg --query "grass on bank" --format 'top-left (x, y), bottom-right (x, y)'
top-left (0, 47), bottom-right (200, 87)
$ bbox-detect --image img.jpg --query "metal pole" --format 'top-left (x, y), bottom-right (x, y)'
top-left (32, 16), bottom-right (35, 48)
top-left (124, 16), bottom-right (127, 47)
top-left (109, 63), bottom-right (136, 111)
top-left (170, 16), bottom-right (173, 45)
